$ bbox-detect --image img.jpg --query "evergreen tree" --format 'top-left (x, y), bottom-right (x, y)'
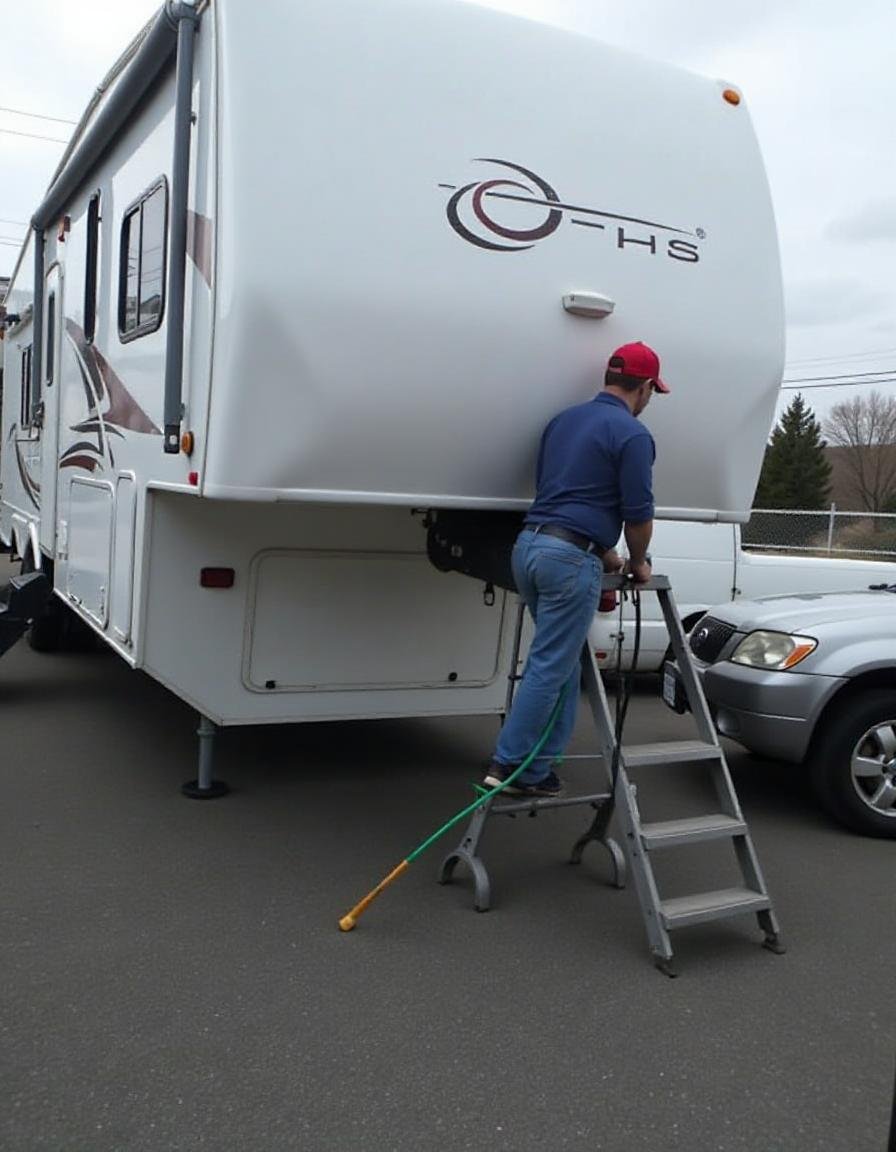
top-left (753, 393), bottom-right (832, 509)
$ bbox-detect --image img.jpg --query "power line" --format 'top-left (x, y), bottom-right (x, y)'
top-left (783, 368), bottom-right (896, 384)
top-left (781, 377), bottom-right (896, 390)
top-left (0, 105), bottom-right (77, 126)
top-left (0, 218), bottom-right (27, 228)
top-left (0, 127), bottom-right (68, 145)
top-left (786, 346), bottom-right (896, 368)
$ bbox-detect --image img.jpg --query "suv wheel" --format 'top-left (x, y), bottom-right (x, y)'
top-left (811, 690), bottom-right (896, 839)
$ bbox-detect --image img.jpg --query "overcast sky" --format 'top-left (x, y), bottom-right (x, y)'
top-left (1, 0), bottom-right (893, 419)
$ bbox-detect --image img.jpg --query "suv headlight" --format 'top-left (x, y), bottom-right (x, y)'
top-left (730, 630), bottom-right (817, 670)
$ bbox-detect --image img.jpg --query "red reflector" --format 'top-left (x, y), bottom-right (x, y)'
top-left (200, 567), bottom-right (235, 588)
top-left (188, 471), bottom-right (199, 486)
top-left (595, 651), bottom-right (608, 661)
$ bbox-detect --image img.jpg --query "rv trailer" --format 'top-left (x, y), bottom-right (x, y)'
top-left (0, 0), bottom-right (784, 786)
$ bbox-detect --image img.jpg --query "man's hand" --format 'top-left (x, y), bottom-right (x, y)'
top-left (625, 558), bottom-right (652, 584)
top-left (602, 548), bottom-right (624, 574)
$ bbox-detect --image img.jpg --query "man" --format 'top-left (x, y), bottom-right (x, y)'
top-left (484, 341), bottom-right (669, 797)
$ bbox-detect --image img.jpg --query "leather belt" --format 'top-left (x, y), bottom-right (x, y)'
top-left (530, 523), bottom-right (607, 556)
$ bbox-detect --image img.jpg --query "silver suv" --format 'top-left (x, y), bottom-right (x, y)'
top-left (674, 585), bottom-right (896, 839)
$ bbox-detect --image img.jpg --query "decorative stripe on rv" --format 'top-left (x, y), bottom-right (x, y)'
top-left (186, 210), bottom-right (212, 287)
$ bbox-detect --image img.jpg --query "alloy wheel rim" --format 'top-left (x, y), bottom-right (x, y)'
top-left (850, 719), bottom-right (896, 818)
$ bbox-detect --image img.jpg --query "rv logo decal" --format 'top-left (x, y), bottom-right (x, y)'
top-left (441, 159), bottom-right (702, 262)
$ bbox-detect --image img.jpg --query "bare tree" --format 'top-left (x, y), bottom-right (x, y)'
top-left (823, 390), bottom-right (896, 514)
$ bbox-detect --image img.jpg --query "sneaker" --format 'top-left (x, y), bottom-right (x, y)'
top-left (483, 762), bottom-right (564, 797)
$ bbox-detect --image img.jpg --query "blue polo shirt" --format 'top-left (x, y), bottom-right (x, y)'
top-left (526, 392), bottom-right (655, 547)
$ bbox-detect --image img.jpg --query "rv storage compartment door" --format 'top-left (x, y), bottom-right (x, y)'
top-left (244, 551), bottom-right (504, 692)
top-left (66, 478), bottom-right (114, 626)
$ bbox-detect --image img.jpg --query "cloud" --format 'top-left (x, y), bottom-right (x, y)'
top-left (785, 277), bottom-right (890, 327)
top-left (827, 199), bottom-right (896, 244)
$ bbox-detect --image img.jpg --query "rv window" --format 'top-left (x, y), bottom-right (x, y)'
top-left (118, 178), bottom-right (168, 341)
top-left (46, 292), bottom-right (56, 384)
top-left (84, 193), bottom-right (101, 343)
top-left (139, 186), bottom-right (165, 327)
top-left (20, 345), bottom-right (32, 427)
top-left (121, 207), bottom-right (141, 334)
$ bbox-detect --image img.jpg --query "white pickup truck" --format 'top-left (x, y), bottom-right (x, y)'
top-left (589, 520), bottom-right (896, 672)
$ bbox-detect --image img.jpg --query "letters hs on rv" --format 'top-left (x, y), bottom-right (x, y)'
top-left (439, 158), bottom-right (708, 259)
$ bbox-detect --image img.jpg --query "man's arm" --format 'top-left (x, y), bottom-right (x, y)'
top-left (624, 520), bottom-right (653, 583)
top-left (619, 431), bottom-right (655, 583)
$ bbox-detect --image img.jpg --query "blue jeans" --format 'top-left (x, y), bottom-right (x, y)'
top-left (493, 529), bottom-right (602, 782)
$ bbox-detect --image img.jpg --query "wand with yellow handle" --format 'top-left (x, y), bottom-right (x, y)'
top-left (339, 861), bottom-right (411, 931)
top-left (338, 689), bottom-right (566, 931)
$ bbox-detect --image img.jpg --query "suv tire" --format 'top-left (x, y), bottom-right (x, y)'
top-left (811, 690), bottom-right (896, 839)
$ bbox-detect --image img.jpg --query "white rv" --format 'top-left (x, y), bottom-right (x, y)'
top-left (0, 0), bottom-right (784, 788)
top-left (589, 520), bottom-right (896, 672)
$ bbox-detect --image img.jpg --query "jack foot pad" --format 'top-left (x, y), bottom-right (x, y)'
top-left (654, 957), bottom-right (679, 978)
top-left (181, 779), bottom-right (230, 799)
top-left (762, 934), bottom-right (786, 955)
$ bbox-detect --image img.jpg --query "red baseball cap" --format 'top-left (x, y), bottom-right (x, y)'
top-left (607, 342), bottom-right (670, 393)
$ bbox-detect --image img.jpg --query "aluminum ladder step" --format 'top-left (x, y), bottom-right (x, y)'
top-left (659, 887), bottom-right (771, 930)
top-left (640, 814), bottom-right (747, 849)
top-left (621, 740), bottom-right (722, 768)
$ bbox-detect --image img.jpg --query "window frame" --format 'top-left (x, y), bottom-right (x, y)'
top-left (117, 176), bottom-right (169, 344)
top-left (84, 190), bottom-right (101, 344)
top-left (19, 344), bottom-right (33, 429)
top-left (45, 290), bottom-right (56, 386)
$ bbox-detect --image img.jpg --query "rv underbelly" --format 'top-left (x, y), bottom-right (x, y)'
top-left (141, 495), bottom-right (514, 724)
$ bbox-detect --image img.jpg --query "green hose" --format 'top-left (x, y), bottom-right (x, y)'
top-left (338, 687), bottom-right (567, 930)
top-left (408, 686), bottom-right (567, 861)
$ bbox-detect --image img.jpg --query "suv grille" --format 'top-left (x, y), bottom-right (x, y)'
top-left (689, 617), bottom-right (736, 664)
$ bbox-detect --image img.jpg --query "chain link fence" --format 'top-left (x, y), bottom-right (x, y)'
top-left (741, 507), bottom-right (896, 560)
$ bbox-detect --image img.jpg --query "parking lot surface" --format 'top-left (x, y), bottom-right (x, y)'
top-left (1, 560), bottom-right (894, 1151)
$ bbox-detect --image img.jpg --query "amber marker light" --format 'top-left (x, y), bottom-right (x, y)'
top-left (181, 430), bottom-right (194, 455)
top-left (722, 88), bottom-right (741, 106)
top-left (780, 641), bottom-right (817, 670)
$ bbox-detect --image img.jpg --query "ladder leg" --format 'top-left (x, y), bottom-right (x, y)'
top-left (569, 798), bottom-right (626, 889)
top-left (656, 586), bottom-right (717, 745)
top-left (578, 639), bottom-right (675, 969)
top-left (656, 581), bottom-right (785, 959)
top-left (438, 597), bottom-right (527, 911)
top-left (758, 908), bottom-right (786, 953)
top-left (438, 803), bottom-right (493, 911)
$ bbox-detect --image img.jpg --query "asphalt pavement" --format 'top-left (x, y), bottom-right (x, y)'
top-left (1, 557), bottom-right (894, 1151)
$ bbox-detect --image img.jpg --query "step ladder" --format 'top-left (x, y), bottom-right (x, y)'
top-left (439, 573), bottom-right (785, 976)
